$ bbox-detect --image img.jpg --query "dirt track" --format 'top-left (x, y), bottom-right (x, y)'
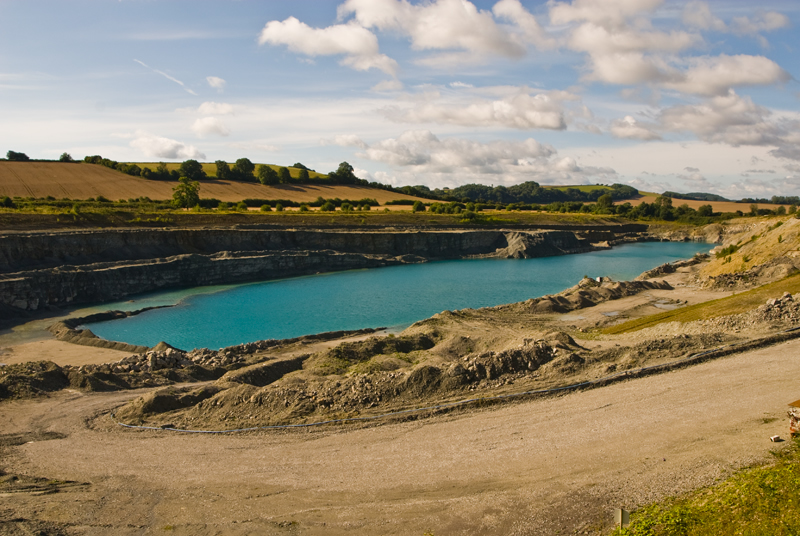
top-left (2, 338), bottom-right (797, 535)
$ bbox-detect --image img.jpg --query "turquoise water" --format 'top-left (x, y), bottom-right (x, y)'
top-left (86, 241), bottom-right (709, 350)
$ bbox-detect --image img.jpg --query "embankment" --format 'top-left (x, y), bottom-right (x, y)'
top-left (0, 225), bottom-right (646, 321)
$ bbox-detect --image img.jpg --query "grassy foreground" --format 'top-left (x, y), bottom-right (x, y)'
top-left (603, 272), bottom-right (800, 335)
top-left (610, 439), bottom-right (800, 536)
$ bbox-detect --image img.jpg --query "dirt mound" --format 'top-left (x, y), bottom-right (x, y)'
top-left (509, 278), bottom-right (673, 314)
top-left (114, 385), bottom-right (223, 423)
top-left (636, 254), bottom-right (709, 280)
top-left (0, 361), bottom-right (70, 400)
top-left (704, 256), bottom-right (800, 290)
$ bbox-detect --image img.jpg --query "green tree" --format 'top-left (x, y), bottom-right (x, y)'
top-left (320, 201), bottom-right (336, 211)
top-left (278, 166), bottom-right (291, 184)
top-left (256, 164), bottom-right (279, 185)
top-left (232, 158), bottom-right (255, 180)
top-left (298, 168), bottom-right (310, 183)
top-left (6, 150), bottom-right (29, 161)
top-left (215, 160), bottom-right (232, 180)
top-left (172, 176), bottom-right (200, 208)
top-left (260, 204), bottom-right (272, 212)
top-left (328, 161), bottom-right (357, 184)
top-left (299, 204), bottom-right (309, 212)
top-left (698, 204), bottom-right (713, 217)
top-left (275, 202), bottom-right (284, 212)
top-left (178, 159), bottom-right (206, 181)
top-left (412, 200), bottom-right (426, 212)
top-left (59, 152), bottom-right (74, 162)
top-left (597, 193), bottom-right (614, 210)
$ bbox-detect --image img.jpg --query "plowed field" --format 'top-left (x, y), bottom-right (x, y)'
top-left (0, 162), bottom-right (423, 204)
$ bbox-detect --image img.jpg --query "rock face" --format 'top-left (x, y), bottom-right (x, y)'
top-left (0, 226), bottom-right (646, 318)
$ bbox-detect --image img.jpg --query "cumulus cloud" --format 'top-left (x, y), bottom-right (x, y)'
top-left (659, 90), bottom-right (782, 146)
top-left (354, 129), bottom-right (616, 185)
top-left (191, 117), bottom-right (230, 137)
top-left (258, 16), bottom-right (397, 76)
top-left (130, 132), bottom-right (205, 160)
top-left (549, 0), bottom-right (663, 27)
top-left (206, 76), bottom-right (226, 91)
top-left (610, 115), bottom-right (661, 140)
top-left (550, 1), bottom-right (789, 96)
top-left (665, 54), bottom-right (790, 96)
top-left (381, 89), bottom-right (575, 130)
top-left (338, 0), bottom-right (527, 62)
top-left (492, 0), bottom-right (556, 49)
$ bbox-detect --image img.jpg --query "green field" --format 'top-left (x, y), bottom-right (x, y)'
top-left (130, 162), bottom-right (327, 180)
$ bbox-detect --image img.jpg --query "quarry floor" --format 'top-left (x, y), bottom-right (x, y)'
top-left (2, 337), bottom-right (796, 535)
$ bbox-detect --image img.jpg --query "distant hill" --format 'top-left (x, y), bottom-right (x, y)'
top-left (394, 182), bottom-right (639, 205)
top-left (0, 162), bottom-right (426, 204)
top-left (663, 191), bottom-right (730, 202)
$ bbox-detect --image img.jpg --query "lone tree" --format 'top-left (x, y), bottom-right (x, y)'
top-left (328, 161), bottom-right (358, 184)
top-left (59, 152), bottom-right (74, 162)
top-left (298, 168), bottom-right (310, 182)
top-left (178, 159), bottom-right (207, 181)
top-left (6, 150), bottom-right (29, 161)
top-left (172, 176), bottom-right (200, 208)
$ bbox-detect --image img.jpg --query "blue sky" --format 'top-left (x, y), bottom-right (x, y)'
top-left (1, 0), bottom-right (798, 198)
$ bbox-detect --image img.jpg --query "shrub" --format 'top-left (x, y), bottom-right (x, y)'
top-left (260, 204), bottom-right (272, 212)
top-left (320, 202), bottom-right (336, 211)
top-left (275, 203), bottom-right (284, 212)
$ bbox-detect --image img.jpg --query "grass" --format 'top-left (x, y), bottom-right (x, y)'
top-left (610, 438), bottom-right (800, 536)
top-left (602, 272), bottom-right (800, 335)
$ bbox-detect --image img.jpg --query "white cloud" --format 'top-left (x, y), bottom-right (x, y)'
top-left (381, 89), bottom-right (575, 130)
top-left (681, 1), bottom-right (727, 32)
top-left (133, 59), bottom-right (198, 95)
top-left (732, 11), bottom-right (790, 36)
top-left (372, 79), bottom-right (404, 92)
top-left (665, 54), bottom-right (790, 96)
top-left (449, 81), bottom-right (473, 89)
top-left (130, 132), bottom-right (205, 160)
top-left (492, 0), bottom-right (556, 49)
top-left (659, 90), bottom-right (782, 146)
top-left (197, 101), bottom-right (235, 115)
top-left (354, 129), bottom-right (616, 186)
top-left (191, 117), bottom-right (231, 137)
top-left (549, 0), bottom-right (663, 27)
top-left (610, 115), bottom-right (661, 140)
top-left (338, 0), bottom-right (533, 66)
top-left (258, 17), bottom-right (397, 76)
top-left (206, 76), bottom-right (226, 91)
top-left (323, 134), bottom-right (369, 149)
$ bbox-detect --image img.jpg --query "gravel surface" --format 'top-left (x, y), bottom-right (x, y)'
top-left (2, 338), bottom-right (798, 535)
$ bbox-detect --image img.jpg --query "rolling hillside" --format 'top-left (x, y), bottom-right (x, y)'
top-left (0, 162), bottom-right (424, 204)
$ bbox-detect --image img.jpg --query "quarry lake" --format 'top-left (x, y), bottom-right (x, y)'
top-left (85, 241), bottom-right (709, 350)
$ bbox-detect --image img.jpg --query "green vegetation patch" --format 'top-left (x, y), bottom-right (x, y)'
top-left (603, 273), bottom-right (800, 335)
top-left (611, 439), bottom-right (800, 536)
